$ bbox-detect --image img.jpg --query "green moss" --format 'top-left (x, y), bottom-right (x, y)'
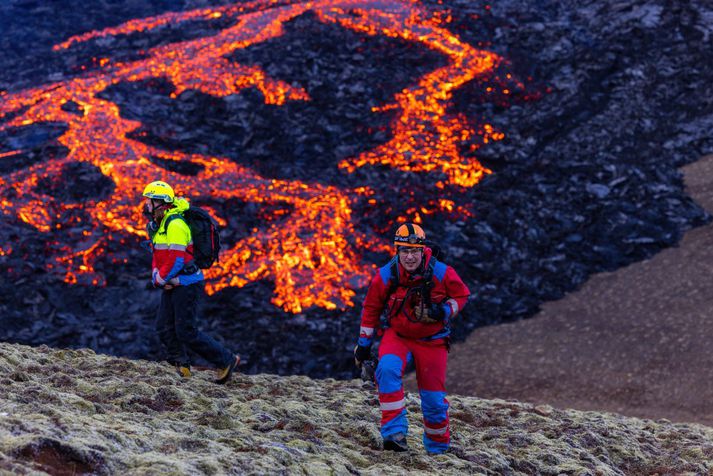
top-left (0, 342), bottom-right (712, 475)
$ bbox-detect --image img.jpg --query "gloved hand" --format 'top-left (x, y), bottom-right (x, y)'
top-left (413, 302), bottom-right (447, 323)
top-left (163, 278), bottom-right (180, 291)
top-left (354, 344), bottom-right (372, 368)
top-left (152, 269), bottom-right (167, 288)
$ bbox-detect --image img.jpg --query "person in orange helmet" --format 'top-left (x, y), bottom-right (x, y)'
top-left (354, 223), bottom-right (470, 454)
top-left (142, 180), bottom-right (239, 384)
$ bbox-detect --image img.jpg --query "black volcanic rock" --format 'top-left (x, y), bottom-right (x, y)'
top-left (99, 11), bottom-right (448, 185)
top-left (0, 0), bottom-right (712, 379)
top-left (36, 162), bottom-right (115, 203)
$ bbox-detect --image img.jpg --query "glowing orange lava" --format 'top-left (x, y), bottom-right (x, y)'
top-left (0, 0), bottom-right (503, 312)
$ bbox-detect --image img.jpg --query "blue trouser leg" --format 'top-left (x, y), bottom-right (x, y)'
top-left (376, 329), bottom-right (412, 438)
top-left (420, 390), bottom-right (450, 454)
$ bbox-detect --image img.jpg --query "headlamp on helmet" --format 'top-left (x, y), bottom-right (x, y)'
top-left (394, 223), bottom-right (426, 248)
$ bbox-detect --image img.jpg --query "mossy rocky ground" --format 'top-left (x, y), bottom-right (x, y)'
top-left (0, 342), bottom-right (712, 475)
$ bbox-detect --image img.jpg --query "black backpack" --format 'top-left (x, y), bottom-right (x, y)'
top-left (165, 207), bottom-right (221, 269)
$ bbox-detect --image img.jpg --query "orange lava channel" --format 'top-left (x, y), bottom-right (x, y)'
top-left (0, 0), bottom-right (500, 312)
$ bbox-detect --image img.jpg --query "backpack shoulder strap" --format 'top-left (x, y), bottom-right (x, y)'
top-left (162, 213), bottom-right (198, 271)
top-left (383, 254), bottom-right (436, 325)
top-left (426, 255), bottom-right (437, 277)
top-left (384, 254), bottom-right (436, 299)
top-left (379, 255), bottom-right (400, 329)
top-left (386, 255), bottom-right (399, 298)
top-left (421, 256), bottom-right (437, 306)
top-left (162, 212), bottom-right (185, 234)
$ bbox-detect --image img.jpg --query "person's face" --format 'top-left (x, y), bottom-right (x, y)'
top-left (144, 198), bottom-right (164, 219)
top-left (398, 247), bottom-right (423, 273)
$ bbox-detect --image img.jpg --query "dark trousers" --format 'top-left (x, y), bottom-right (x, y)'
top-left (156, 283), bottom-right (233, 368)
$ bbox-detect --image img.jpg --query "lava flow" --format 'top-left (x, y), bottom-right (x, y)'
top-left (0, 0), bottom-right (507, 313)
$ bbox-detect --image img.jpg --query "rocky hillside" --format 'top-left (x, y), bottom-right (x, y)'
top-left (0, 342), bottom-right (712, 475)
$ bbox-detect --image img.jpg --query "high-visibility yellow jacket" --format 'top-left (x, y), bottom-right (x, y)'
top-left (150, 198), bottom-right (204, 287)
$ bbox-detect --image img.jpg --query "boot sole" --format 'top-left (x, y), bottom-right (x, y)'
top-left (383, 440), bottom-right (409, 452)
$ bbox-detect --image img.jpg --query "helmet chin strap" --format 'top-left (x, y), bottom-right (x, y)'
top-left (151, 201), bottom-right (173, 222)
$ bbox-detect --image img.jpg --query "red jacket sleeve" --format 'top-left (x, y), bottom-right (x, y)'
top-left (357, 270), bottom-right (389, 346)
top-left (441, 265), bottom-right (470, 321)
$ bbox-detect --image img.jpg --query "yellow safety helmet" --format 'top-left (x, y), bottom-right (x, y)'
top-left (394, 223), bottom-right (426, 248)
top-left (142, 180), bottom-right (175, 203)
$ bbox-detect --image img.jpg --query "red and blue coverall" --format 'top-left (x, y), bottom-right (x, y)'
top-left (358, 247), bottom-right (470, 453)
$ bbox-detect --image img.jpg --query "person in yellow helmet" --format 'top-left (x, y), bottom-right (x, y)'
top-left (142, 180), bottom-right (239, 383)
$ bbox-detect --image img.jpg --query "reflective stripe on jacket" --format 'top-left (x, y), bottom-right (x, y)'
top-left (150, 198), bottom-right (204, 286)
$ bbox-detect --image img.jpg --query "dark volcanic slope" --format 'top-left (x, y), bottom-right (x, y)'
top-left (1, 0), bottom-right (713, 379)
top-left (445, 0), bottom-right (713, 336)
top-left (435, 155), bottom-right (713, 426)
top-left (0, 0), bottom-right (186, 90)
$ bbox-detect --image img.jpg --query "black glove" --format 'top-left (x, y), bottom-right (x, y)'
top-left (413, 302), bottom-right (447, 323)
top-left (429, 303), bottom-right (447, 322)
top-left (354, 344), bottom-right (372, 367)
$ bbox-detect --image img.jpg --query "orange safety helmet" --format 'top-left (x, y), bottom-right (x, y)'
top-left (394, 223), bottom-right (426, 248)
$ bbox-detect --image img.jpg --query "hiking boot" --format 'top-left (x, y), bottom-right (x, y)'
top-left (215, 355), bottom-right (240, 384)
top-left (383, 433), bottom-right (409, 452)
top-left (176, 365), bottom-right (192, 378)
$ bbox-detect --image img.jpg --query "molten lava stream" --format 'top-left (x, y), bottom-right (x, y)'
top-left (0, 0), bottom-right (506, 312)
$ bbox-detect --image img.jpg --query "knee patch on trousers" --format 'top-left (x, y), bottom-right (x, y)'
top-left (375, 354), bottom-right (404, 394)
